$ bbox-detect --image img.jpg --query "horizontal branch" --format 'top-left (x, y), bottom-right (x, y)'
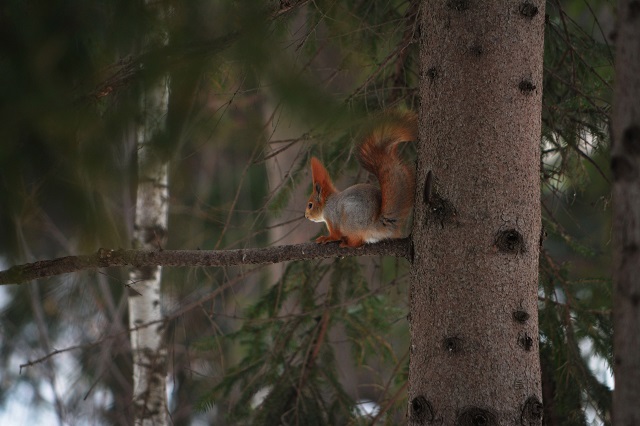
top-left (0, 238), bottom-right (411, 285)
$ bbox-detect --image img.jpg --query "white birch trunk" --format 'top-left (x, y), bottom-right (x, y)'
top-left (128, 74), bottom-right (170, 425)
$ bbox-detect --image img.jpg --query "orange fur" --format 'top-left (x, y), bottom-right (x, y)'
top-left (358, 111), bottom-right (417, 225)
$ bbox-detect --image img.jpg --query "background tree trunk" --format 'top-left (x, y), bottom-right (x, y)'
top-left (128, 77), bottom-right (170, 425)
top-left (408, 1), bottom-right (545, 424)
top-left (128, 4), bottom-right (171, 420)
top-left (612, 0), bottom-right (640, 424)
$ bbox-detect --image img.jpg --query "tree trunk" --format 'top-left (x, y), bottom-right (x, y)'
top-left (128, 66), bottom-right (170, 426)
top-left (612, 1), bottom-right (640, 424)
top-left (408, 2), bottom-right (545, 424)
top-left (126, 1), bottom-right (171, 423)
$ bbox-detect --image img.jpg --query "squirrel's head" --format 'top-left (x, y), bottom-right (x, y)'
top-left (305, 157), bottom-right (335, 222)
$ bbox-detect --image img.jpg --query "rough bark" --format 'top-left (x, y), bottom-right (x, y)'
top-left (612, 1), bottom-right (640, 425)
top-left (408, 1), bottom-right (545, 424)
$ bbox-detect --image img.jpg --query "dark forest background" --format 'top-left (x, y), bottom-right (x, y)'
top-left (0, 1), bottom-right (614, 424)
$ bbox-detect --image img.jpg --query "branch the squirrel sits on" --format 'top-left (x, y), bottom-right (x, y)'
top-left (305, 111), bottom-right (417, 248)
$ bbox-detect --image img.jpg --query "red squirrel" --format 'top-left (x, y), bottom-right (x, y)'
top-left (305, 111), bottom-right (417, 248)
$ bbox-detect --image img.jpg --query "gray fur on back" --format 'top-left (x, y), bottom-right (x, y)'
top-left (323, 184), bottom-right (381, 232)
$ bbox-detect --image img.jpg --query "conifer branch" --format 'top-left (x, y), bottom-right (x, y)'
top-left (0, 238), bottom-right (411, 285)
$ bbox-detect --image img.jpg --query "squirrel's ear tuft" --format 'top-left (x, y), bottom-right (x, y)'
top-left (310, 156), bottom-right (336, 198)
top-left (311, 157), bottom-right (329, 183)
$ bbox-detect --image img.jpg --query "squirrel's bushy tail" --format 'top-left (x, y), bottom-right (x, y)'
top-left (358, 110), bottom-right (417, 234)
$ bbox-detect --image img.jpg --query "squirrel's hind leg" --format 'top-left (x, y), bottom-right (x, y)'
top-left (340, 235), bottom-right (365, 248)
top-left (316, 235), bottom-right (341, 244)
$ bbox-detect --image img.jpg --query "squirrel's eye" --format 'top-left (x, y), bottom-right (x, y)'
top-left (308, 202), bottom-right (313, 209)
